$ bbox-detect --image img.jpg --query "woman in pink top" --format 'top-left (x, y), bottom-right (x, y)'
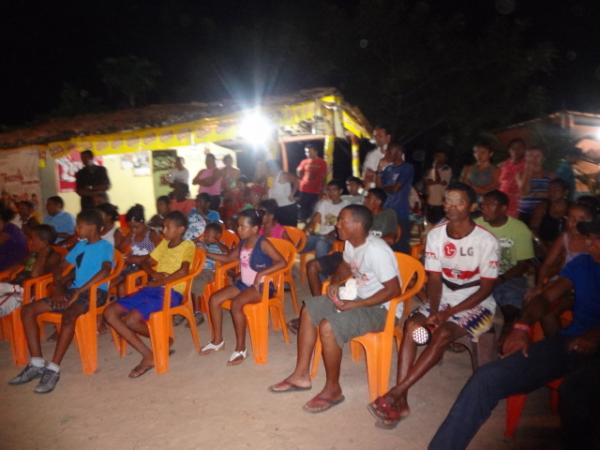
top-left (258, 199), bottom-right (291, 241)
top-left (498, 138), bottom-right (526, 217)
top-left (192, 153), bottom-right (223, 210)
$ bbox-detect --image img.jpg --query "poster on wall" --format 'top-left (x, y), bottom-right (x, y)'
top-left (0, 148), bottom-right (42, 201)
top-left (120, 151), bottom-right (151, 176)
top-left (56, 150), bottom-right (103, 192)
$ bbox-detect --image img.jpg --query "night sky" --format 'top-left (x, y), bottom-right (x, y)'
top-left (3, 0), bottom-right (600, 131)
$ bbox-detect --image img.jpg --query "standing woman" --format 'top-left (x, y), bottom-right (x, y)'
top-left (517, 147), bottom-right (551, 225)
top-left (193, 153), bottom-right (223, 211)
top-left (267, 160), bottom-right (299, 227)
top-left (460, 143), bottom-right (500, 198)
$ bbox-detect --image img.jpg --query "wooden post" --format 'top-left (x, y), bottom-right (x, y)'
top-left (324, 135), bottom-right (335, 181)
top-left (351, 135), bottom-right (360, 177)
top-left (279, 140), bottom-right (289, 172)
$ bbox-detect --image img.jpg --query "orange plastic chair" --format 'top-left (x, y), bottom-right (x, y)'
top-left (504, 310), bottom-right (572, 438)
top-left (3, 247), bottom-right (70, 365)
top-left (299, 238), bottom-right (344, 283)
top-left (111, 249), bottom-right (205, 374)
top-left (220, 238), bottom-right (296, 364)
top-left (33, 251), bottom-right (124, 374)
top-left (283, 226), bottom-right (307, 314)
top-left (310, 253), bottom-right (426, 401)
top-left (410, 242), bottom-right (424, 260)
top-left (220, 228), bottom-right (240, 250)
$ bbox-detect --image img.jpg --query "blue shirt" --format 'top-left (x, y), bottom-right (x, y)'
top-left (206, 209), bottom-right (220, 223)
top-left (66, 239), bottom-right (114, 291)
top-left (200, 242), bottom-right (224, 271)
top-left (44, 211), bottom-right (75, 241)
top-left (382, 163), bottom-right (414, 218)
top-left (560, 254), bottom-right (600, 336)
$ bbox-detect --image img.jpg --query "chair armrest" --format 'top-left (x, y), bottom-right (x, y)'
top-left (125, 270), bottom-right (148, 295)
top-left (0, 265), bottom-right (24, 282)
top-left (22, 273), bottom-right (53, 305)
top-left (214, 260), bottom-right (239, 290)
top-left (262, 266), bottom-right (287, 300)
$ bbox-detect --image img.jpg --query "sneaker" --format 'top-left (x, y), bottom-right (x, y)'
top-left (8, 364), bottom-right (45, 385)
top-left (33, 368), bottom-right (60, 394)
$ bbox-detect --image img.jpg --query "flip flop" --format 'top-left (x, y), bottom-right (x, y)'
top-left (128, 364), bottom-right (154, 379)
top-left (367, 396), bottom-right (397, 420)
top-left (303, 395), bottom-right (345, 414)
top-left (375, 415), bottom-right (407, 430)
top-left (269, 380), bottom-right (312, 393)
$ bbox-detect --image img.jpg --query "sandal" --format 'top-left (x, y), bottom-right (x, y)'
top-left (227, 349), bottom-right (247, 366)
top-left (128, 363), bottom-right (154, 379)
top-left (367, 396), bottom-right (396, 420)
top-left (200, 341), bottom-right (224, 355)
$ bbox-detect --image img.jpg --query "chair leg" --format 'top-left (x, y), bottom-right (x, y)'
top-left (179, 307), bottom-right (201, 352)
top-left (310, 334), bottom-right (322, 379)
top-left (245, 306), bottom-right (269, 365)
top-left (147, 312), bottom-right (171, 374)
top-left (8, 310), bottom-right (28, 365)
top-left (361, 345), bottom-right (379, 402)
top-left (505, 394), bottom-right (528, 438)
top-left (74, 314), bottom-right (98, 375)
top-left (350, 340), bottom-right (363, 362)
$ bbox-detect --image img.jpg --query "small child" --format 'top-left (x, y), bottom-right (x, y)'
top-left (200, 209), bottom-right (285, 365)
top-left (9, 209), bottom-right (113, 393)
top-left (148, 195), bottom-right (170, 233)
top-left (189, 222), bottom-right (227, 325)
top-left (103, 211), bottom-right (195, 378)
top-left (196, 193), bottom-right (221, 223)
top-left (0, 225), bottom-right (61, 317)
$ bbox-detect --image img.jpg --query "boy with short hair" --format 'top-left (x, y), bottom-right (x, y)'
top-left (9, 209), bottom-right (114, 393)
top-left (103, 211), bottom-right (195, 378)
top-left (43, 196), bottom-right (75, 242)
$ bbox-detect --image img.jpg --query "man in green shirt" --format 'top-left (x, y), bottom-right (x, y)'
top-left (475, 189), bottom-right (534, 330)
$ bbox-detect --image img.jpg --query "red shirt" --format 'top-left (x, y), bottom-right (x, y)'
top-left (499, 159), bottom-right (525, 217)
top-left (169, 198), bottom-right (195, 215)
top-left (298, 157), bottom-right (327, 194)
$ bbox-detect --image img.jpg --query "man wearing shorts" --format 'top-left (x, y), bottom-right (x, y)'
top-left (367, 182), bottom-right (499, 428)
top-left (269, 205), bottom-right (401, 413)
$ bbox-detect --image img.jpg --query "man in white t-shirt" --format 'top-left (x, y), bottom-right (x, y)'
top-left (368, 182), bottom-right (499, 428)
top-left (165, 156), bottom-right (190, 187)
top-left (363, 125), bottom-right (392, 188)
top-left (302, 179), bottom-right (349, 259)
top-left (270, 205), bottom-right (401, 413)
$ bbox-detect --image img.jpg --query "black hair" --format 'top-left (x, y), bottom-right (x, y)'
top-left (0, 204), bottom-right (15, 223)
top-left (572, 196), bottom-right (600, 218)
top-left (32, 224), bottom-right (57, 244)
top-left (125, 204), bottom-right (145, 223)
top-left (205, 222), bottom-right (223, 234)
top-left (164, 210), bottom-right (188, 230)
top-left (259, 199), bottom-right (279, 216)
top-left (343, 204), bottom-right (373, 232)
top-left (223, 154), bottom-right (233, 162)
top-left (77, 209), bottom-right (104, 230)
top-left (327, 179), bottom-right (345, 191)
top-left (81, 149), bottom-right (94, 159)
top-left (565, 147), bottom-right (582, 158)
top-left (368, 188), bottom-right (387, 205)
top-left (549, 177), bottom-right (570, 192)
top-left (373, 124), bottom-right (392, 135)
top-left (238, 175), bottom-right (250, 184)
top-left (482, 189), bottom-right (509, 207)
top-left (205, 153), bottom-right (216, 161)
top-left (157, 195), bottom-right (170, 205)
top-left (346, 176), bottom-right (363, 186)
top-left (47, 196), bottom-right (64, 208)
top-left (507, 138), bottom-right (526, 148)
top-left (305, 142), bottom-right (318, 150)
top-left (473, 142), bottom-right (494, 154)
top-left (388, 142), bottom-right (404, 152)
top-left (17, 200), bottom-right (34, 210)
top-left (197, 192), bottom-right (212, 203)
top-left (446, 182), bottom-right (478, 205)
top-left (97, 203), bottom-right (119, 222)
top-left (239, 208), bottom-right (264, 227)
top-left (172, 181), bottom-right (190, 195)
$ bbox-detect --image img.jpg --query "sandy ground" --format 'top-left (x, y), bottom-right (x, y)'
top-left (1, 282), bottom-right (562, 450)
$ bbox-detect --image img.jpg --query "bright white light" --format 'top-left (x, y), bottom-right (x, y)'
top-left (239, 110), bottom-right (272, 146)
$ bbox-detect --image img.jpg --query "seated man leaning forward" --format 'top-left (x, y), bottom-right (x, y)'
top-left (429, 218), bottom-right (600, 450)
top-left (368, 182), bottom-right (499, 428)
top-left (269, 204), bottom-right (401, 413)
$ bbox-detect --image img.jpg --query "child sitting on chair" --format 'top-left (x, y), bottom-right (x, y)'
top-left (103, 211), bottom-right (195, 378)
top-left (200, 209), bottom-right (285, 366)
top-left (0, 225), bottom-right (62, 317)
top-left (9, 209), bottom-right (113, 393)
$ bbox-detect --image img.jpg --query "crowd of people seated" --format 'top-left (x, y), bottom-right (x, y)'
top-left (1, 135), bottom-right (600, 449)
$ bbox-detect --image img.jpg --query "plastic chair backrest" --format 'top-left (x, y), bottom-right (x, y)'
top-left (267, 238), bottom-right (296, 273)
top-left (283, 226), bottom-right (307, 253)
top-left (220, 229), bottom-right (240, 250)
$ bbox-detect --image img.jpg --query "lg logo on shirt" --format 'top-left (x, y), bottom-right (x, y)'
top-left (444, 242), bottom-right (474, 257)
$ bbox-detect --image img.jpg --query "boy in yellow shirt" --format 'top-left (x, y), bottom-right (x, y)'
top-left (104, 211), bottom-right (195, 378)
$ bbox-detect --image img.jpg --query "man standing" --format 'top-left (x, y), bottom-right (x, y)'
top-left (430, 219), bottom-right (600, 450)
top-left (269, 205), bottom-right (401, 413)
top-left (425, 150), bottom-right (452, 225)
top-left (297, 143), bottom-right (327, 222)
top-left (499, 138), bottom-right (526, 217)
top-left (165, 156), bottom-right (190, 187)
top-left (363, 125), bottom-right (392, 188)
top-left (378, 143), bottom-right (414, 253)
top-left (475, 190), bottom-right (534, 333)
top-left (75, 150), bottom-right (111, 211)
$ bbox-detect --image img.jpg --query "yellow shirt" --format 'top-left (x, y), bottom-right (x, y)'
top-left (151, 239), bottom-right (195, 293)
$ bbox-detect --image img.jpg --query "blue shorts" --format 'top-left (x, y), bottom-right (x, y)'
top-left (234, 279), bottom-right (275, 298)
top-left (493, 276), bottom-right (528, 309)
top-left (117, 287), bottom-right (183, 320)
